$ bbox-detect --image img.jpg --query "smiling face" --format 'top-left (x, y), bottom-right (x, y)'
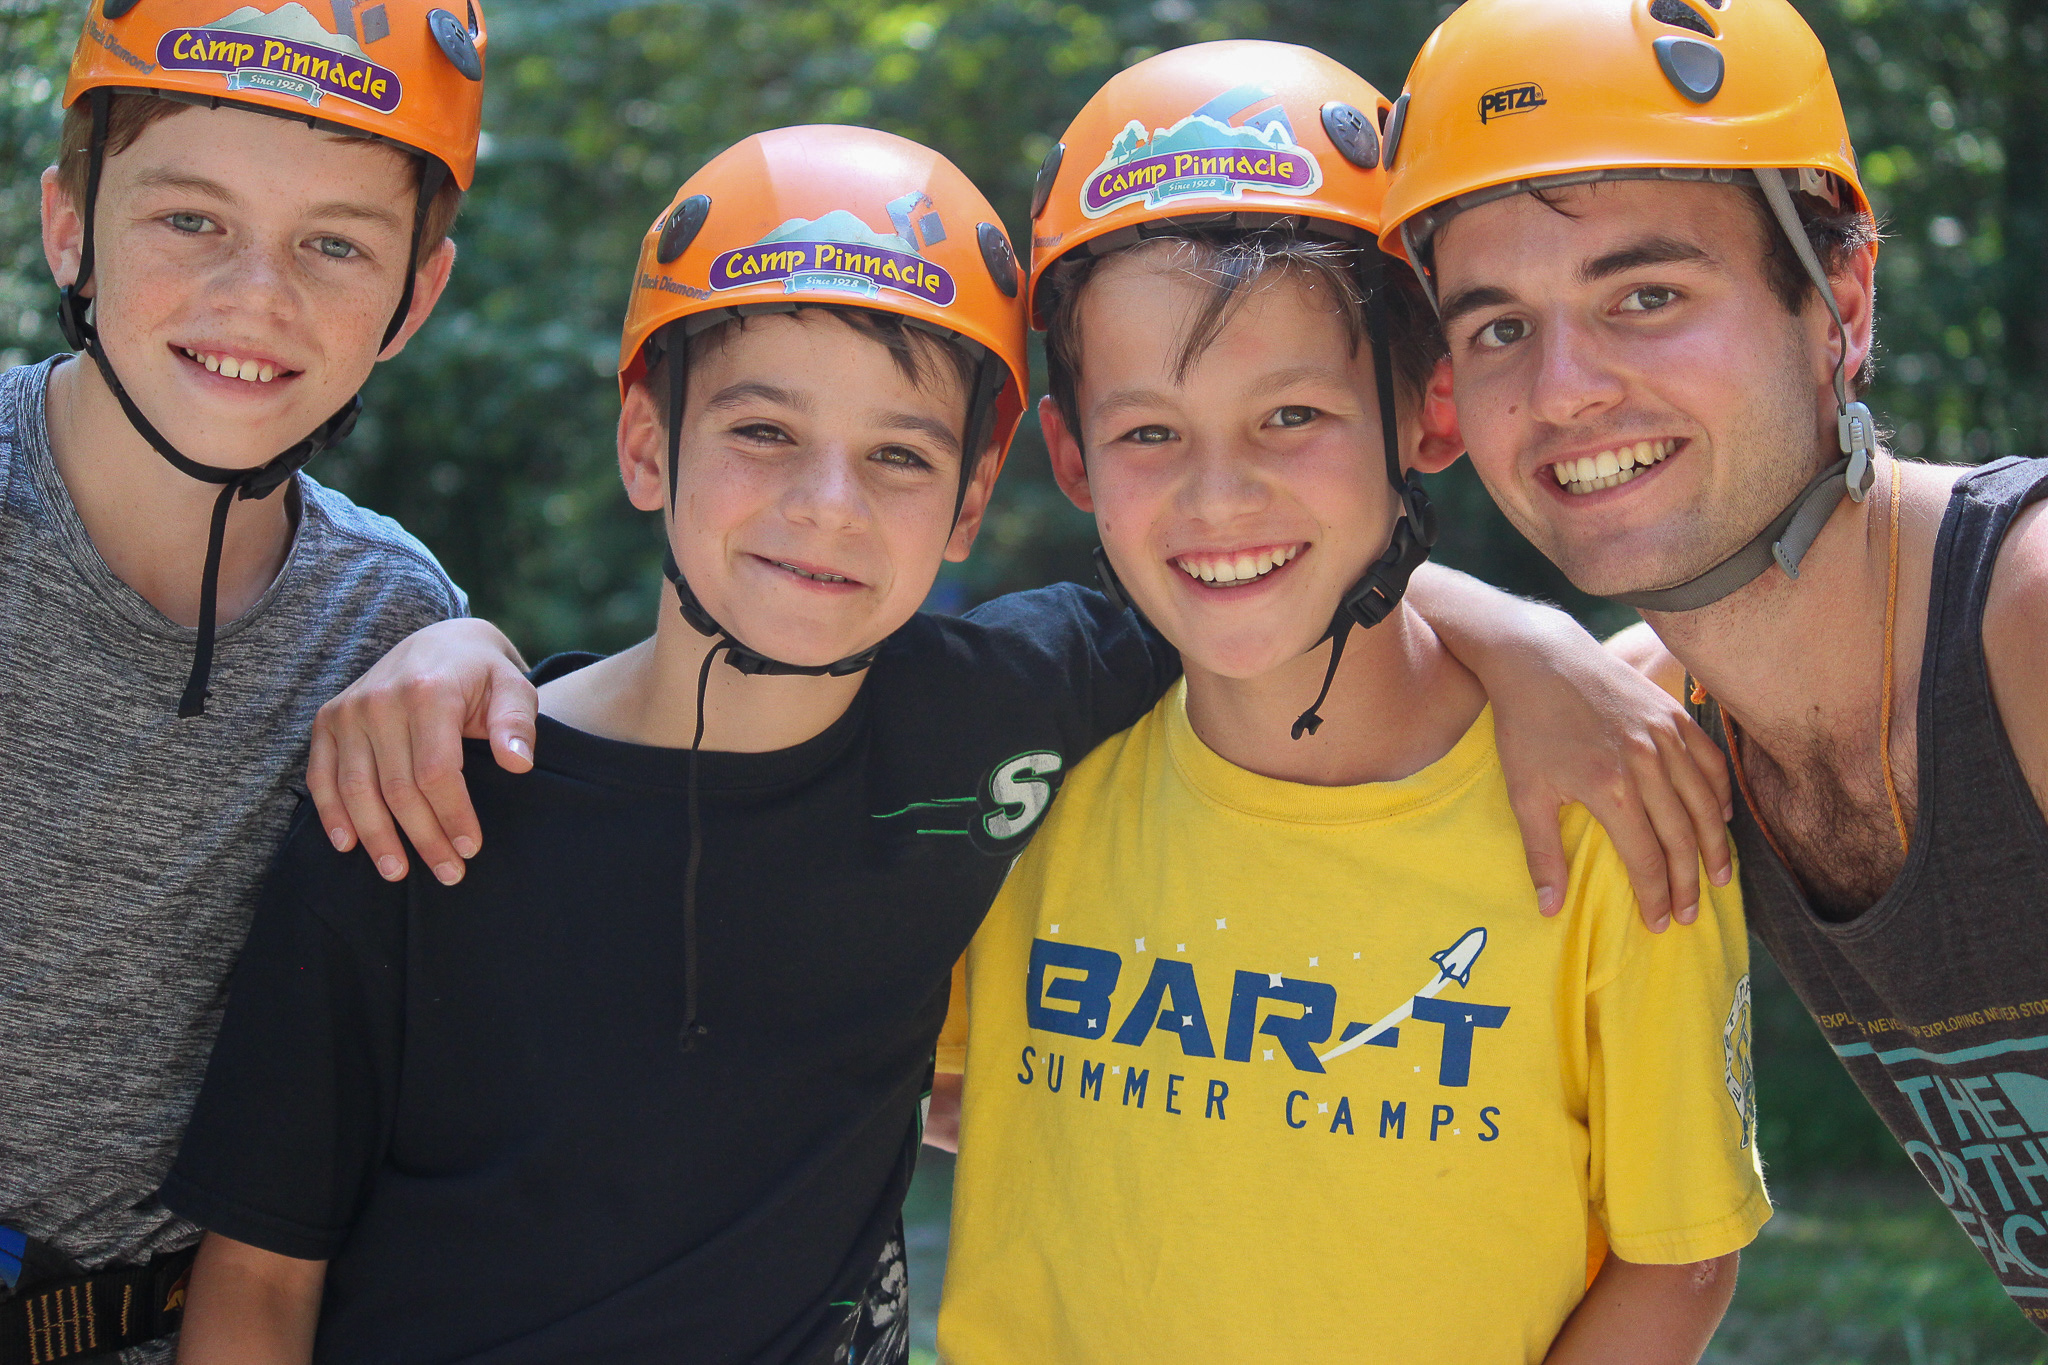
top-left (623, 310), bottom-right (995, 669)
top-left (1045, 245), bottom-right (1397, 680)
top-left (1428, 179), bottom-right (1861, 599)
top-left (42, 102), bottom-right (440, 469)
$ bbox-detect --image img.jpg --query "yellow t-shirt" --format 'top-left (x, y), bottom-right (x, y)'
top-left (937, 687), bottom-right (1767, 1364)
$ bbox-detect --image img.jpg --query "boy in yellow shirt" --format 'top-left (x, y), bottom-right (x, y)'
top-left (933, 42), bottom-right (1767, 1363)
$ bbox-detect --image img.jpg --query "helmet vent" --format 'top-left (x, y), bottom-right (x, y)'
top-left (1383, 93), bottom-right (1410, 170)
top-left (978, 222), bottom-right (1020, 298)
top-left (428, 8), bottom-right (483, 80)
top-left (1654, 35), bottom-right (1724, 102)
top-left (1320, 102), bottom-right (1380, 170)
top-left (658, 195), bottom-right (712, 265)
top-left (1030, 142), bottom-right (1064, 221)
top-left (1649, 0), bottom-right (1717, 37)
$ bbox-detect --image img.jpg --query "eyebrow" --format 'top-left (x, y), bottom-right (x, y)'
top-left (1241, 362), bottom-right (1354, 401)
top-left (1438, 236), bottom-right (1718, 330)
top-left (875, 411), bottom-right (962, 456)
top-left (132, 170), bottom-right (407, 232)
top-left (1090, 386), bottom-right (1172, 423)
top-left (705, 383), bottom-right (961, 454)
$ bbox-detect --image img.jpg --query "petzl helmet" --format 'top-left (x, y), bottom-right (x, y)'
top-left (1380, 0), bottom-right (1877, 614)
top-left (1028, 41), bottom-right (1436, 739)
top-left (619, 124), bottom-right (1030, 679)
top-left (56, 0), bottom-right (489, 714)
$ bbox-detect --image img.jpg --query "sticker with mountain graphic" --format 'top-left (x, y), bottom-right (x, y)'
top-left (157, 3), bottom-right (401, 113)
top-left (1080, 84), bottom-right (1323, 219)
top-left (708, 195), bottom-right (958, 306)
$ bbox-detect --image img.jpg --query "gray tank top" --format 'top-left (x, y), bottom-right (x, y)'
top-left (1701, 456), bottom-right (2048, 1331)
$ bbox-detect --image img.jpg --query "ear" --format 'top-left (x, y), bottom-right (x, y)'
top-left (1411, 357), bottom-right (1466, 473)
top-left (943, 439), bottom-right (1012, 563)
top-left (41, 166), bottom-right (85, 295)
top-left (1825, 240), bottom-right (1877, 391)
top-left (618, 381), bottom-right (670, 514)
top-left (1039, 394), bottom-right (1093, 513)
top-left (376, 237), bottom-right (458, 361)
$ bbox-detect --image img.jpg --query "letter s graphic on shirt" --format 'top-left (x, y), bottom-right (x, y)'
top-left (974, 751), bottom-right (1064, 850)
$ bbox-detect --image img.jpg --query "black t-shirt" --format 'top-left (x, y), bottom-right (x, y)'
top-left (161, 585), bottom-right (1176, 1365)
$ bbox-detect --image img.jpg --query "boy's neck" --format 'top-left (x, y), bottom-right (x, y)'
top-left (538, 581), bottom-right (869, 753)
top-left (1183, 601), bottom-right (1488, 788)
top-left (43, 355), bottom-right (294, 627)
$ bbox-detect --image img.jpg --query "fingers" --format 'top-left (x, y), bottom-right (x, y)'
top-left (1666, 727), bottom-right (1735, 890)
top-left (330, 713), bottom-right (412, 883)
top-left (400, 678), bottom-right (480, 884)
top-left (485, 663), bottom-right (539, 775)
top-left (1505, 782), bottom-right (1570, 916)
top-left (1677, 711), bottom-right (1734, 820)
top-left (1635, 755), bottom-right (1705, 927)
top-left (306, 709), bottom-right (357, 854)
top-left (1603, 802), bottom-right (1676, 934)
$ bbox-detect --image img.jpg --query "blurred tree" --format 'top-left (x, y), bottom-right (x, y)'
top-left (0, 0), bottom-right (2033, 1173)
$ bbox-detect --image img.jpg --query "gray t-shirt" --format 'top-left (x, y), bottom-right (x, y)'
top-left (0, 358), bottom-right (465, 1355)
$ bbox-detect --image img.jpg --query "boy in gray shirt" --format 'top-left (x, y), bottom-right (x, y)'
top-left (0, 2), bottom-right (486, 1357)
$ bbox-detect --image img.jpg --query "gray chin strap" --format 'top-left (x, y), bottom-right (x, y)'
top-left (1405, 166), bottom-right (1876, 615)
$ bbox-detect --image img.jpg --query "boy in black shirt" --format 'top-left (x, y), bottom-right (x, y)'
top-left (163, 125), bottom-right (1735, 1363)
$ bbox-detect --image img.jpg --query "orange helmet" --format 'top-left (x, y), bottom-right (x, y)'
top-left (619, 124), bottom-right (1028, 463)
top-left (1025, 39), bottom-right (1393, 328)
top-left (64, 0), bottom-right (487, 188)
top-left (1379, 0), bottom-right (1865, 271)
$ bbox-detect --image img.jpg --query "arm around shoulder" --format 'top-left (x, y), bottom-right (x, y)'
top-left (175, 1232), bottom-right (325, 1365)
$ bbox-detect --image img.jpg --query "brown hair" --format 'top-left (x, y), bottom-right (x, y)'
top-left (641, 305), bottom-right (994, 473)
top-left (1041, 227), bottom-right (1442, 451)
top-left (57, 91), bottom-right (465, 251)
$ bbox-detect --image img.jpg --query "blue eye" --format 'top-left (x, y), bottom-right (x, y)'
top-left (166, 212), bottom-right (211, 234)
top-left (313, 236), bottom-right (359, 260)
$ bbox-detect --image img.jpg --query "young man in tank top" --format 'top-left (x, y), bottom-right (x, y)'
top-left (1384, 0), bottom-right (2048, 1328)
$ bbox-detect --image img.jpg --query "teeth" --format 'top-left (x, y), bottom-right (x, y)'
top-left (776, 561), bottom-right (846, 583)
top-left (1554, 439), bottom-right (1678, 496)
top-left (1175, 544), bottom-right (1301, 584)
top-left (204, 353), bottom-right (220, 373)
top-left (186, 348), bottom-right (283, 382)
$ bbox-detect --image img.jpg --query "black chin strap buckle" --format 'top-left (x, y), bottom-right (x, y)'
top-left (57, 286), bottom-right (90, 353)
top-left (1291, 475), bottom-right (1438, 741)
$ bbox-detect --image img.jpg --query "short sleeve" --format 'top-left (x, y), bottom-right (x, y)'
top-left (958, 584), bottom-right (1181, 755)
top-left (935, 954), bottom-right (969, 1076)
top-left (157, 802), bottom-right (408, 1261)
top-left (1580, 846), bottom-right (1770, 1264)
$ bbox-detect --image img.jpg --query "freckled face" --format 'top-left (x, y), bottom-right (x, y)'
top-left (1431, 180), bottom-right (1833, 598)
top-left (70, 104), bottom-right (425, 469)
top-left (1072, 251), bottom-right (1396, 680)
top-left (664, 313), bottom-right (974, 668)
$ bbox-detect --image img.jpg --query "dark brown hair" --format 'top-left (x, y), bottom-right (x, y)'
top-left (1041, 227), bottom-right (1442, 450)
top-left (57, 91), bottom-right (465, 249)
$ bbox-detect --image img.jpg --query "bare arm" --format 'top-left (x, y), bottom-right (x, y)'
top-left (307, 617), bottom-right (538, 886)
top-left (1984, 498), bottom-right (2048, 819)
top-left (924, 1073), bottom-right (962, 1154)
top-left (1411, 564), bottom-right (1732, 930)
top-left (175, 1233), bottom-right (326, 1365)
top-left (1544, 1252), bottom-right (1738, 1365)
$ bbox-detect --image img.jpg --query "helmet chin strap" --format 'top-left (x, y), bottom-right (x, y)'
top-left (57, 88), bottom-right (446, 715)
top-left (1089, 257), bottom-right (1436, 740)
top-left (1609, 167), bottom-right (1874, 613)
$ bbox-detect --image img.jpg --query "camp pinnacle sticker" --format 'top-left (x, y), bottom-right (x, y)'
top-left (1079, 83), bottom-right (1322, 220)
top-left (158, 3), bottom-right (402, 113)
top-left (706, 192), bottom-right (957, 306)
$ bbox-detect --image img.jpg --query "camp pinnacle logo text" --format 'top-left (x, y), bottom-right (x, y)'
top-left (1478, 82), bottom-right (1547, 124)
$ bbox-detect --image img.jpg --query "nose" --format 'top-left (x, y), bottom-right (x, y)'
top-left (1526, 314), bottom-right (1627, 430)
top-left (1175, 430), bottom-right (1271, 528)
top-left (781, 442), bottom-right (871, 534)
top-left (207, 234), bottom-right (302, 325)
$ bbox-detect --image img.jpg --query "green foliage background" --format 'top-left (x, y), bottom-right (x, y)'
top-left (2, 0), bottom-right (2034, 1177)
